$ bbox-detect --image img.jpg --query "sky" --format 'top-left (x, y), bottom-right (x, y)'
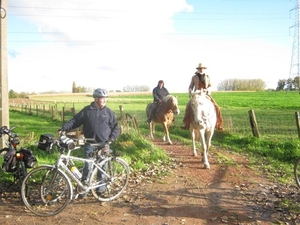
top-left (3, 0), bottom-right (298, 93)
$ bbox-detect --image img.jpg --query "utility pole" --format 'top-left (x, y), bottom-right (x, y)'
top-left (289, 0), bottom-right (300, 91)
top-left (0, 0), bottom-right (9, 148)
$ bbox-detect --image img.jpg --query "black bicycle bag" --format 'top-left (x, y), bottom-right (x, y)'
top-left (38, 134), bottom-right (54, 152)
top-left (4, 149), bottom-right (17, 172)
top-left (20, 148), bottom-right (38, 168)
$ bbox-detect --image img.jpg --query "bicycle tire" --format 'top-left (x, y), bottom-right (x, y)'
top-left (294, 158), bottom-right (300, 188)
top-left (90, 157), bottom-right (130, 202)
top-left (0, 148), bottom-right (8, 173)
top-left (21, 165), bottom-right (72, 217)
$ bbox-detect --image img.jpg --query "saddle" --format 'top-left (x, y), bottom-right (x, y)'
top-left (151, 102), bottom-right (161, 115)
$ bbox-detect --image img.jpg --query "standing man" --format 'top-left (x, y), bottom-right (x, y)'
top-left (147, 80), bottom-right (169, 123)
top-left (181, 63), bottom-right (224, 130)
top-left (58, 88), bottom-right (119, 195)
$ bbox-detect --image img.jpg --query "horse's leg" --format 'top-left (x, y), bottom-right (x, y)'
top-left (206, 130), bottom-right (214, 152)
top-left (162, 122), bottom-right (172, 145)
top-left (199, 129), bottom-right (210, 169)
top-left (149, 122), bottom-right (154, 139)
top-left (191, 128), bottom-right (197, 156)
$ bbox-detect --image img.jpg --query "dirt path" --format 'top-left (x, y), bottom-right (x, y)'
top-left (1, 140), bottom-right (300, 225)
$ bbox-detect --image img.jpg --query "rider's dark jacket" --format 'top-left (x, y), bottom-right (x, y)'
top-left (61, 101), bottom-right (119, 142)
top-left (152, 85), bottom-right (169, 103)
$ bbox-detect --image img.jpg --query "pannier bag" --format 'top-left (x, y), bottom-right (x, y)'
top-left (4, 149), bottom-right (17, 172)
top-left (38, 134), bottom-right (54, 152)
top-left (20, 148), bottom-right (38, 168)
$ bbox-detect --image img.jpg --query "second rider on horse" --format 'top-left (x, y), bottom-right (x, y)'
top-left (147, 80), bottom-right (169, 123)
top-left (181, 63), bottom-right (224, 131)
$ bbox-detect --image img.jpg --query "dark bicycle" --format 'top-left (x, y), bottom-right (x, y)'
top-left (0, 126), bottom-right (37, 190)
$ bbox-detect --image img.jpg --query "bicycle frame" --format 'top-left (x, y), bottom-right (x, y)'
top-left (41, 148), bottom-right (113, 199)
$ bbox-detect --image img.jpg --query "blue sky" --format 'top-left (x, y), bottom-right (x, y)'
top-left (5, 0), bottom-right (297, 93)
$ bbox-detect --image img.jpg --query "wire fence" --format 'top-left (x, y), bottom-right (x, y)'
top-left (222, 110), bottom-right (299, 140)
top-left (9, 101), bottom-right (300, 141)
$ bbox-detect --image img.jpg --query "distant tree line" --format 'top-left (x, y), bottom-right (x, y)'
top-left (217, 79), bottom-right (266, 91)
top-left (123, 85), bottom-right (150, 92)
top-left (72, 82), bottom-right (94, 93)
top-left (276, 76), bottom-right (300, 91)
top-left (8, 82), bottom-right (151, 99)
top-left (72, 82), bottom-right (150, 93)
top-left (9, 90), bottom-right (35, 98)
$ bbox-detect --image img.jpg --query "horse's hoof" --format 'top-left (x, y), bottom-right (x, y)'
top-left (204, 164), bottom-right (210, 169)
top-left (167, 142), bottom-right (173, 145)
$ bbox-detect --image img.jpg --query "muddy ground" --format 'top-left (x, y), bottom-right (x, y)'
top-left (1, 140), bottom-right (300, 225)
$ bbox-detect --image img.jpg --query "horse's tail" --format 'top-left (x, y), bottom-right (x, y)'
top-left (146, 103), bottom-right (153, 117)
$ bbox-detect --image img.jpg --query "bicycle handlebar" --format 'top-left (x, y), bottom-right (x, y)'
top-left (54, 132), bottom-right (109, 152)
top-left (0, 126), bottom-right (18, 138)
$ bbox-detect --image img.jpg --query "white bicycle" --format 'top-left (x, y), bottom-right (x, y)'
top-left (20, 133), bottom-right (130, 216)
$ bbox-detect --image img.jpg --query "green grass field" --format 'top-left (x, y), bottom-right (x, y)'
top-left (24, 90), bottom-right (300, 140)
top-left (6, 90), bottom-right (300, 187)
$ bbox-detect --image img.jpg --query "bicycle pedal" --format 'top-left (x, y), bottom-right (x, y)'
top-left (78, 192), bottom-right (88, 199)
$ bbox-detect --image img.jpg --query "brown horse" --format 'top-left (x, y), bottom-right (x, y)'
top-left (189, 89), bottom-right (217, 169)
top-left (146, 95), bottom-right (180, 144)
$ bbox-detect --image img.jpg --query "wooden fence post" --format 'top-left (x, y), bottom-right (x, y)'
top-left (295, 112), bottom-right (300, 138)
top-left (62, 107), bottom-right (65, 123)
top-left (51, 106), bottom-right (54, 120)
top-left (119, 105), bottom-right (124, 120)
top-left (248, 109), bottom-right (260, 138)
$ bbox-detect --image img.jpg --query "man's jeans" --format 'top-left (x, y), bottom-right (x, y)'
top-left (82, 143), bottom-right (107, 192)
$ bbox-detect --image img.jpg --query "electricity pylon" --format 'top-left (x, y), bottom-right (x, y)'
top-left (289, 0), bottom-right (300, 91)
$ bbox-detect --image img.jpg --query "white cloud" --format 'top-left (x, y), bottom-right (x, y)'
top-left (7, 0), bottom-right (292, 93)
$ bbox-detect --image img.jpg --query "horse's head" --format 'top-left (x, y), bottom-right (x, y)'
top-left (190, 90), bottom-right (211, 129)
top-left (162, 95), bottom-right (180, 115)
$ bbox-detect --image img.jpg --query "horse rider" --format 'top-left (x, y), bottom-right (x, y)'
top-left (181, 63), bottom-right (224, 131)
top-left (147, 80), bottom-right (169, 123)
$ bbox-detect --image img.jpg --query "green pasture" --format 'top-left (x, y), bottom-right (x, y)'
top-left (25, 90), bottom-right (300, 140)
top-left (6, 91), bottom-right (300, 186)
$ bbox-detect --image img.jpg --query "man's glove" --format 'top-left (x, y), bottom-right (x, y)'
top-left (204, 88), bottom-right (211, 95)
top-left (106, 138), bottom-right (114, 144)
top-left (188, 89), bottom-right (192, 98)
top-left (57, 128), bottom-right (65, 135)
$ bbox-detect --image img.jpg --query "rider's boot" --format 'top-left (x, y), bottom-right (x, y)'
top-left (180, 123), bottom-right (189, 130)
top-left (147, 115), bottom-right (152, 123)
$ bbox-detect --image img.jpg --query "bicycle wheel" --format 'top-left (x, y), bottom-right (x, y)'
top-left (21, 165), bottom-right (72, 216)
top-left (294, 158), bottom-right (300, 188)
top-left (91, 157), bottom-right (130, 202)
top-left (0, 148), bottom-right (9, 172)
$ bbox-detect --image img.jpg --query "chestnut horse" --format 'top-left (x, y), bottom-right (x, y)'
top-left (146, 95), bottom-right (180, 145)
top-left (189, 89), bottom-right (217, 169)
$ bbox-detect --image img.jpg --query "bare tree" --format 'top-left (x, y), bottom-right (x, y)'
top-left (218, 79), bottom-right (266, 91)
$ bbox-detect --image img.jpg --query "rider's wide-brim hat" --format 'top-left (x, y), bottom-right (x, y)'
top-left (196, 63), bottom-right (207, 69)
